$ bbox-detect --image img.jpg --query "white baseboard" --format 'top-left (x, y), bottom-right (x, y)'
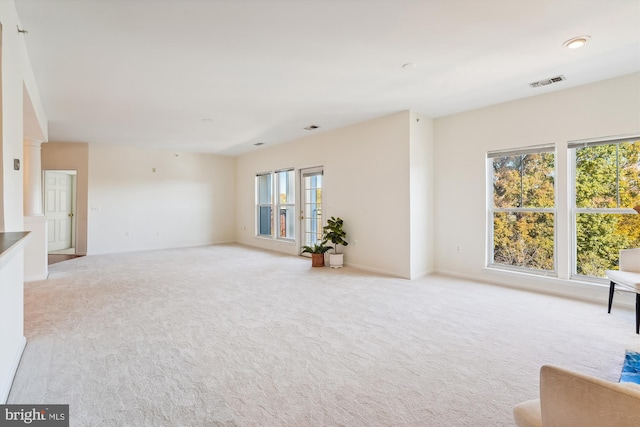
top-left (0, 336), bottom-right (26, 404)
top-left (344, 262), bottom-right (410, 279)
top-left (24, 271), bottom-right (49, 282)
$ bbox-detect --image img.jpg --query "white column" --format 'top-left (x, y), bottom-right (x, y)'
top-left (23, 139), bottom-right (44, 216)
top-left (22, 139), bottom-right (48, 281)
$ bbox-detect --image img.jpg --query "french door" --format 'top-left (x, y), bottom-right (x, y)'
top-left (300, 167), bottom-right (323, 255)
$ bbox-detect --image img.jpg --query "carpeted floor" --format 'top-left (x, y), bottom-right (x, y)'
top-left (8, 244), bottom-right (640, 426)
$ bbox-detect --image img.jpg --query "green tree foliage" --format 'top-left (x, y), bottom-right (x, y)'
top-left (492, 152), bottom-right (555, 271)
top-left (493, 212), bottom-right (554, 270)
top-left (491, 141), bottom-right (640, 277)
top-left (575, 141), bottom-right (640, 276)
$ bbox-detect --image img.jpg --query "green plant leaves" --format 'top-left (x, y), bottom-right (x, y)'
top-left (322, 216), bottom-right (348, 254)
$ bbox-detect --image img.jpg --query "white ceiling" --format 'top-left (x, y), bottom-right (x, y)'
top-left (14, 0), bottom-right (640, 156)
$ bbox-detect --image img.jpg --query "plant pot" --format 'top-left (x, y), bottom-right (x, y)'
top-left (329, 253), bottom-right (344, 268)
top-left (311, 253), bottom-right (325, 267)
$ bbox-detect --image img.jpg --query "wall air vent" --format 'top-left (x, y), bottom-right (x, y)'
top-left (529, 75), bottom-right (566, 88)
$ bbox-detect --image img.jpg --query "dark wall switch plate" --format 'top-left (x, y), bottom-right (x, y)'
top-left (14, 159), bottom-right (20, 170)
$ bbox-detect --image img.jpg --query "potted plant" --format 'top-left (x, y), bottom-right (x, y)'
top-left (322, 216), bottom-right (348, 268)
top-left (301, 242), bottom-right (332, 267)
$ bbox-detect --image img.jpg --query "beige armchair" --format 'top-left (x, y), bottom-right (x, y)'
top-left (513, 365), bottom-right (640, 427)
top-left (606, 248), bottom-right (640, 333)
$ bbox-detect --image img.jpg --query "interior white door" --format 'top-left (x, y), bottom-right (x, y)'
top-left (300, 167), bottom-right (323, 255)
top-left (45, 171), bottom-right (74, 251)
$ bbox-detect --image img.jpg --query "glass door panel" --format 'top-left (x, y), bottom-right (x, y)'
top-left (300, 168), bottom-right (323, 255)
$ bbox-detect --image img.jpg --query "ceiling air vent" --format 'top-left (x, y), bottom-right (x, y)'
top-left (529, 75), bottom-right (566, 88)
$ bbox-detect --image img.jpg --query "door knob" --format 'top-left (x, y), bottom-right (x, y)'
top-left (68, 213), bottom-right (74, 217)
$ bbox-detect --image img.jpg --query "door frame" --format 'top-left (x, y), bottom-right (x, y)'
top-left (43, 169), bottom-right (78, 254)
top-left (298, 166), bottom-right (324, 256)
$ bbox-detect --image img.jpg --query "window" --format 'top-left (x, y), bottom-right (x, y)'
top-left (256, 169), bottom-right (295, 240)
top-left (277, 170), bottom-right (295, 239)
top-left (488, 146), bottom-right (556, 274)
top-left (570, 137), bottom-right (640, 278)
top-left (256, 173), bottom-right (273, 236)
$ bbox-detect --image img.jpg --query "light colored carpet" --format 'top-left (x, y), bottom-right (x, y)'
top-left (8, 244), bottom-right (640, 426)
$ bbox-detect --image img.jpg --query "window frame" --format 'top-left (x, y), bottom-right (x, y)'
top-left (569, 135), bottom-right (640, 281)
top-left (255, 169), bottom-right (296, 241)
top-left (256, 172), bottom-right (273, 238)
top-left (276, 169), bottom-right (296, 241)
top-left (487, 144), bottom-right (558, 276)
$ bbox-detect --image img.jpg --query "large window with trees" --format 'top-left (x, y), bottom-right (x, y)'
top-left (570, 137), bottom-right (640, 278)
top-left (256, 169), bottom-right (295, 240)
top-left (488, 146), bottom-right (556, 274)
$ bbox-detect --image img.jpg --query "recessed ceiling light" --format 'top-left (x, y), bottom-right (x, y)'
top-left (562, 35), bottom-right (590, 49)
top-left (304, 125), bottom-right (319, 130)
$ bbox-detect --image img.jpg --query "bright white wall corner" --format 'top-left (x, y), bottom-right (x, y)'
top-left (1, 1), bottom-right (25, 231)
top-left (87, 144), bottom-right (236, 255)
top-left (23, 80), bottom-right (49, 282)
top-left (433, 72), bottom-right (640, 303)
top-left (409, 112), bottom-right (435, 279)
top-left (235, 111), bottom-right (430, 279)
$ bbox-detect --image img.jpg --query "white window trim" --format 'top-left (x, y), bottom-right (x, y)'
top-left (255, 169), bottom-right (296, 242)
top-left (275, 168), bottom-right (295, 242)
top-left (255, 172), bottom-right (273, 238)
top-left (486, 145), bottom-right (558, 276)
top-left (569, 134), bottom-right (640, 281)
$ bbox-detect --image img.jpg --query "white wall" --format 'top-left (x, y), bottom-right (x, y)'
top-left (23, 215), bottom-right (46, 281)
top-left (409, 112), bottom-right (434, 279)
top-left (236, 111), bottom-right (422, 278)
top-left (87, 144), bottom-right (236, 255)
top-left (433, 72), bottom-right (640, 299)
top-left (1, 3), bottom-right (24, 231)
top-left (0, 0), bottom-right (46, 403)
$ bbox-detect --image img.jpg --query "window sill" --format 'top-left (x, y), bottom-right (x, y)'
top-left (254, 235), bottom-right (296, 245)
top-left (485, 264), bottom-right (557, 278)
top-left (482, 266), bottom-right (608, 289)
